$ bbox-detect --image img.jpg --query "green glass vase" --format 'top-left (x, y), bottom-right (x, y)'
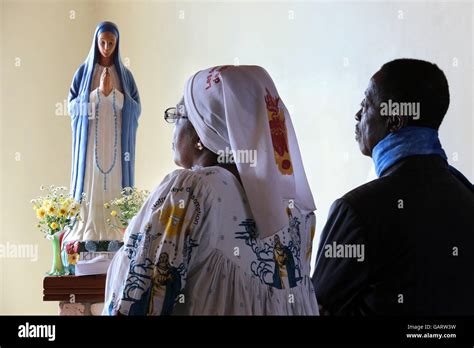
top-left (47, 233), bottom-right (67, 276)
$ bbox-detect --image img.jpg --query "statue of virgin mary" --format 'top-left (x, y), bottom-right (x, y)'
top-left (65, 21), bottom-right (141, 243)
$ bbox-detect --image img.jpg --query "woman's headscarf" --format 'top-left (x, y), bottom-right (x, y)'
top-left (184, 65), bottom-right (316, 239)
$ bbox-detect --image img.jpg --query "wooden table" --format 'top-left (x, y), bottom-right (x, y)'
top-left (43, 275), bottom-right (106, 315)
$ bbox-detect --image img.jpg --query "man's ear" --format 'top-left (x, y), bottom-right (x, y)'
top-left (387, 116), bottom-right (408, 132)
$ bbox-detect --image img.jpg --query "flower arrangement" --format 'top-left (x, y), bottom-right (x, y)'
top-left (104, 187), bottom-right (150, 234)
top-left (31, 185), bottom-right (84, 276)
top-left (31, 185), bottom-right (83, 239)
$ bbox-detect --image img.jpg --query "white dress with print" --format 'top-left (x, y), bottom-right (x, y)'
top-left (103, 166), bottom-right (319, 315)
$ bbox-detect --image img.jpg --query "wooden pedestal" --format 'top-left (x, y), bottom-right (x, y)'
top-left (43, 275), bottom-right (106, 315)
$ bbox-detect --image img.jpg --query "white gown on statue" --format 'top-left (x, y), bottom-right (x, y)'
top-left (66, 64), bottom-right (125, 242)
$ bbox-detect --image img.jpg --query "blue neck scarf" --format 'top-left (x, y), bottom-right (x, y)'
top-left (372, 126), bottom-right (473, 191)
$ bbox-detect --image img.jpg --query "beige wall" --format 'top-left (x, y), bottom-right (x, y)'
top-left (1, 0), bottom-right (472, 314)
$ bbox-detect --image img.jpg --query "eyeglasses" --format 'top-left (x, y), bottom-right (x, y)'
top-left (164, 107), bottom-right (188, 124)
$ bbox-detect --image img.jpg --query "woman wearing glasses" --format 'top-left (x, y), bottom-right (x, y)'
top-left (103, 65), bottom-right (319, 315)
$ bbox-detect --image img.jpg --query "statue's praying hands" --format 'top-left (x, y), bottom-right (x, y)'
top-left (100, 67), bottom-right (113, 96)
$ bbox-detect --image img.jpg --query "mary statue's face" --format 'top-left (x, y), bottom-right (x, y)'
top-left (97, 32), bottom-right (117, 59)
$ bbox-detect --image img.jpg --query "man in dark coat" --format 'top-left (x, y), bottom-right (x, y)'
top-left (312, 59), bottom-right (474, 315)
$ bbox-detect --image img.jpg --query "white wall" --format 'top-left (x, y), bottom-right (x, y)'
top-left (1, 0), bottom-right (472, 314)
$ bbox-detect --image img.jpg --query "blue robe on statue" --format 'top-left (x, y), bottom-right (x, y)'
top-left (68, 21), bottom-right (141, 202)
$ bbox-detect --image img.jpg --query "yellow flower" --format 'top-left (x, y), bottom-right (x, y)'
top-left (62, 198), bottom-right (73, 208)
top-left (36, 208), bottom-right (46, 219)
top-left (67, 253), bottom-right (80, 265)
top-left (50, 222), bottom-right (58, 230)
top-left (47, 205), bottom-right (56, 215)
top-left (58, 207), bottom-right (67, 216)
top-left (104, 203), bottom-right (110, 209)
top-left (110, 210), bottom-right (117, 217)
top-left (69, 203), bottom-right (78, 216)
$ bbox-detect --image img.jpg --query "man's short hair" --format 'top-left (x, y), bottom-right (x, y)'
top-left (377, 58), bottom-right (450, 129)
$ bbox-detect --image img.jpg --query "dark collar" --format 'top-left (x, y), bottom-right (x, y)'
top-left (381, 155), bottom-right (449, 177)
